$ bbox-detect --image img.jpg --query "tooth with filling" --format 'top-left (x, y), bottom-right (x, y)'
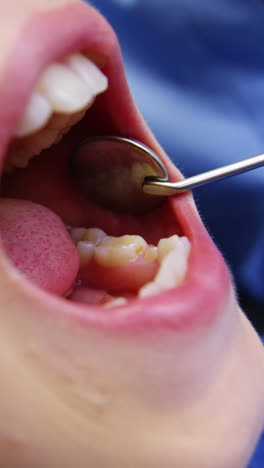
top-left (15, 92), bottom-right (52, 138)
top-left (37, 63), bottom-right (95, 114)
top-left (94, 235), bottom-right (147, 268)
top-left (67, 53), bottom-right (108, 94)
top-left (139, 236), bottom-right (191, 297)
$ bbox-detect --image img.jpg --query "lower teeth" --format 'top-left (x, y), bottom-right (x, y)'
top-left (70, 227), bottom-right (191, 306)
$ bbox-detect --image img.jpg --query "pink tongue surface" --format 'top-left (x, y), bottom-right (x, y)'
top-left (0, 199), bottom-right (79, 295)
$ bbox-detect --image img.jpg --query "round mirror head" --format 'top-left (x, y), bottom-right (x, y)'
top-left (71, 136), bottom-right (168, 215)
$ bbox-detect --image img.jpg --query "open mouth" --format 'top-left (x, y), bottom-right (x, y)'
top-left (0, 2), bottom-right (231, 329)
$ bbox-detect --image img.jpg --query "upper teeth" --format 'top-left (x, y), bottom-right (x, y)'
top-left (15, 53), bottom-right (108, 138)
top-left (15, 92), bottom-right (53, 138)
top-left (67, 53), bottom-right (107, 95)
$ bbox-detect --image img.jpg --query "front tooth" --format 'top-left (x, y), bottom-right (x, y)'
top-left (15, 92), bottom-right (52, 137)
top-left (37, 63), bottom-right (94, 114)
top-left (139, 237), bottom-right (191, 297)
top-left (67, 54), bottom-right (108, 95)
top-left (94, 235), bottom-right (147, 268)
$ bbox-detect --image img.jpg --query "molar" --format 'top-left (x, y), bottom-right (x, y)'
top-left (70, 227), bottom-right (87, 244)
top-left (75, 229), bottom-right (107, 266)
top-left (72, 227), bottom-right (191, 299)
top-left (94, 235), bottom-right (148, 268)
top-left (82, 227), bottom-right (107, 245)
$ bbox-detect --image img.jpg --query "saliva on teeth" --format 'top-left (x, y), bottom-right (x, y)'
top-left (70, 227), bottom-right (191, 306)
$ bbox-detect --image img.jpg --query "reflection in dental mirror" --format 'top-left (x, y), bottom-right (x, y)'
top-left (71, 135), bottom-right (168, 214)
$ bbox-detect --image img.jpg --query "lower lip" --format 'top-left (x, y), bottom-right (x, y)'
top-left (0, 190), bottom-right (231, 332)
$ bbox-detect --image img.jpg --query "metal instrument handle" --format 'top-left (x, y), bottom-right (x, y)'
top-left (143, 153), bottom-right (264, 196)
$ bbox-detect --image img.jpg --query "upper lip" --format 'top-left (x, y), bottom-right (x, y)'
top-left (0, 2), bottom-right (231, 330)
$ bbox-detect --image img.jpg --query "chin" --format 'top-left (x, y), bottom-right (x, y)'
top-left (0, 2), bottom-right (262, 467)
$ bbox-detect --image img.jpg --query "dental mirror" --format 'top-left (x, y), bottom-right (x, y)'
top-left (71, 135), bottom-right (168, 215)
top-left (71, 135), bottom-right (264, 215)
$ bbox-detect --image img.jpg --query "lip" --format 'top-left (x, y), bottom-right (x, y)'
top-left (0, 2), bottom-right (232, 331)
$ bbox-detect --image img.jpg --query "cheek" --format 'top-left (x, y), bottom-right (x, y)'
top-left (0, 291), bottom-right (262, 468)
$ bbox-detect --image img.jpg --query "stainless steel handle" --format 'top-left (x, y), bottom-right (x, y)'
top-left (143, 153), bottom-right (264, 196)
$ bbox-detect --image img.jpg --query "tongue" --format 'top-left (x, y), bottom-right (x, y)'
top-left (0, 199), bottom-right (79, 296)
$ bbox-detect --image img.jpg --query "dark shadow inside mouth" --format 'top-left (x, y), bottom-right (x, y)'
top-left (0, 108), bottom-right (184, 307)
top-left (1, 110), bottom-right (181, 240)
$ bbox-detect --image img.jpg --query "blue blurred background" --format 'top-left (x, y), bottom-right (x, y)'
top-left (87, 2), bottom-right (264, 465)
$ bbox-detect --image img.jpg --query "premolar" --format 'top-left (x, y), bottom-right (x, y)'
top-left (94, 235), bottom-right (148, 268)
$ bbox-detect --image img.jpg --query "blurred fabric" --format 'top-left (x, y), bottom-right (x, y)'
top-left (87, 2), bottom-right (264, 464)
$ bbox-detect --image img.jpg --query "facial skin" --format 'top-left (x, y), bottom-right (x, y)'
top-left (0, 1), bottom-right (263, 467)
